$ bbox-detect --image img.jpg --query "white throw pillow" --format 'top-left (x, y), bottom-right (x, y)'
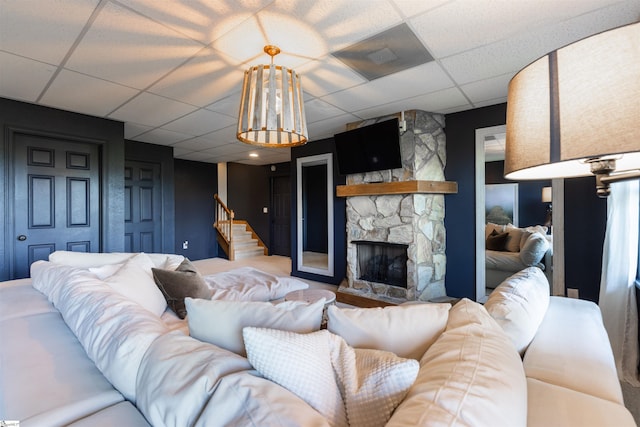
top-left (327, 303), bottom-right (451, 360)
top-left (104, 252), bottom-right (168, 317)
top-left (484, 266), bottom-right (550, 355)
top-left (243, 327), bottom-right (419, 427)
top-left (388, 299), bottom-right (527, 427)
top-left (49, 250), bottom-right (185, 269)
top-left (185, 298), bottom-right (324, 356)
top-left (203, 267), bottom-right (308, 301)
top-left (504, 225), bottom-right (524, 252)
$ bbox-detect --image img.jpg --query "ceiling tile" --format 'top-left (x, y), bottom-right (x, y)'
top-left (441, 2), bottom-right (640, 85)
top-left (0, 0), bottom-right (99, 64)
top-left (176, 151), bottom-right (218, 162)
top-left (354, 87), bottom-right (470, 119)
top-left (124, 122), bottom-right (153, 139)
top-left (304, 98), bottom-right (348, 123)
top-left (119, 0), bottom-right (272, 45)
top-left (40, 69), bottom-right (139, 117)
top-left (149, 47), bottom-right (243, 107)
top-left (65, 1), bottom-right (204, 89)
top-left (410, 0), bottom-right (629, 59)
top-left (296, 55), bottom-right (367, 98)
top-left (0, 52), bottom-right (56, 102)
top-left (162, 108), bottom-right (236, 136)
top-left (389, 0), bottom-right (451, 18)
top-left (133, 128), bottom-right (193, 146)
top-left (205, 93), bottom-right (241, 116)
top-left (320, 61), bottom-right (454, 113)
top-left (459, 73), bottom-right (513, 104)
top-left (109, 92), bottom-right (197, 127)
top-left (307, 113), bottom-right (362, 141)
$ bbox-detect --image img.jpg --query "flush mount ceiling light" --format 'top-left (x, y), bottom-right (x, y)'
top-left (237, 45), bottom-right (308, 148)
top-left (505, 22), bottom-right (640, 197)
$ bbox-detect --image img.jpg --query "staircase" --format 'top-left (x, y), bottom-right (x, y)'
top-left (213, 194), bottom-right (268, 261)
top-left (230, 222), bottom-right (267, 260)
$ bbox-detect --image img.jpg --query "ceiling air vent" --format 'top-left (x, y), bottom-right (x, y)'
top-left (332, 23), bottom-right (434, 81)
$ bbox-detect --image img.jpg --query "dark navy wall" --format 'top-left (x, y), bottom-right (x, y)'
top-left (444, 104), bottom-right (507, 299)
top-left (227, 162), bottom-right (270, 245)
top-left (291, 137), bottom-right (347, 285)
top-left (486, 160), bottom-right (550, 228)
top-left (174, 159), bottom-right (218, 260)
top-left (444, 103), bottom-right (607, 301)
top-left (564, 177), bottom-right (607, 302)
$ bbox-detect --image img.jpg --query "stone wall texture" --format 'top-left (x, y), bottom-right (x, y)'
top-left (340, 110), bottom-right (447, 303)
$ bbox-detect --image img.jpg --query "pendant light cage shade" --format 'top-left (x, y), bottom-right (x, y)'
top-left (505, 22), bottom-right (640, 182)
top-left (237, 59), bottom-right (308, 148)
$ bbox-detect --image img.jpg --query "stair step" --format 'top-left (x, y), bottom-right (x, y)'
top-left (234, 238), bottom-right (259, 248)
top-left (234, 246), bottom-right (264, 260)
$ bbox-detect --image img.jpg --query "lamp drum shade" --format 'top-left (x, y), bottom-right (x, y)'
top-left (505, 22), bottom-right (640, 180)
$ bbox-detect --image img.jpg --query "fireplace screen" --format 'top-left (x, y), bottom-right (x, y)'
top-left (354, 241), bottom-right (408, 288)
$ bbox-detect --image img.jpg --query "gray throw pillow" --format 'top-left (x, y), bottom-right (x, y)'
top-left (152, 258), bottom-right (211, 319)
top-left (486, 229), bottom-right (509, 251)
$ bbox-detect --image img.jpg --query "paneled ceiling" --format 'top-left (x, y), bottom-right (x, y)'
top-left (1, 0), bottom-right (639, 165)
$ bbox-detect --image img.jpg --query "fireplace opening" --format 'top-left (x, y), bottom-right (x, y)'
top-left (353, 241), bottom-right (408, 288)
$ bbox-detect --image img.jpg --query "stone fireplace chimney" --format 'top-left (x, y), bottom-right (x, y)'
top-left (337, 110), bottom-right (453, 304)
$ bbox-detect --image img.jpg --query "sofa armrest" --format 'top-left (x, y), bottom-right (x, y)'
top-left (523, 297), bottom-right (623, 404)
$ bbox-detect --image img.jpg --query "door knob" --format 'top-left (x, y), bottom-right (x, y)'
top-left (17, 235), bottom-right (27, 241)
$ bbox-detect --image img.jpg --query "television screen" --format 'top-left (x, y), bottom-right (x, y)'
top-left (334, 118), bottom-right (402, 175)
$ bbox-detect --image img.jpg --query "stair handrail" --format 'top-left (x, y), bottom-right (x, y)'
top-left (214, 194), bottom-right (234, 247)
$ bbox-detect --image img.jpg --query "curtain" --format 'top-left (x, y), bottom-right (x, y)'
top-left (599, 180), bottom-right (640, 386)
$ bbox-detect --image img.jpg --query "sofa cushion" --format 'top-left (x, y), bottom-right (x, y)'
top-left (484, 266), bottom-right (550, 355)
top-left (387, 299), bottom-right (527, 427)
top-left (527, 378), bottom-right (635, 427)
top-left (152, 258), bottom-right (211, 319)
top-left (185, 298), bottom-right (324, 356)
top-left (524, 296), bottom-right (624, 404)
top-left (0, 306), bottom-right (124, 425)
top-left (243, 327), bottom-right (418, 427)
top-left (326, 303), bottom-right (450, 360)
top-left (486, 229), bottom-right (509, 251)
top-left (519, 232), bottom-right (549, 266)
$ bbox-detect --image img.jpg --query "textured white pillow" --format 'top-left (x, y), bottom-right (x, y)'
top-left (243, 327), bottom-right (419, 427)
top-left (104, 252), bottom-right (168, 316)
top-left (327, 303), bottom-right (451, 360)
top-left (484, 266), bottom-right (550, 355)
top-left (185, 298), bottom-right (324, 356)
top-left (388, 299), bottom-right (527, 427)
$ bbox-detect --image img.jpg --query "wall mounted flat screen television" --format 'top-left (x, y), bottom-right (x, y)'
top-left (334, 118), bottom-right (403, 175)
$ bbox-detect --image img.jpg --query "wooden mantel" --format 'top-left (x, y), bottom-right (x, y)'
top-left (336, 180), bottom-right (458, 197)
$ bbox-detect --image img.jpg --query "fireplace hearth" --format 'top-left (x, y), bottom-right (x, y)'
top-left (355, 241), bottom-right (408, 288)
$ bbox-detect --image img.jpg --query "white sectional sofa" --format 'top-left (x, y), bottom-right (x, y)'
top-left (485, 223), bottom-right (552, 289)
top-left (0, 252), bottom-right (634, 426)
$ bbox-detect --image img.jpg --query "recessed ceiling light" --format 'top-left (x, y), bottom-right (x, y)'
top-left (249, 153), bottom-right (259, 158)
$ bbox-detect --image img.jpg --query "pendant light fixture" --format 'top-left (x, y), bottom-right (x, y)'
top-left (237, 45), bottom-right (308, 148)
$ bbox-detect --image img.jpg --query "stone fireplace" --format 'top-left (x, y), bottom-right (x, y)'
top-left (337, 110), bottom-right (453, 304)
